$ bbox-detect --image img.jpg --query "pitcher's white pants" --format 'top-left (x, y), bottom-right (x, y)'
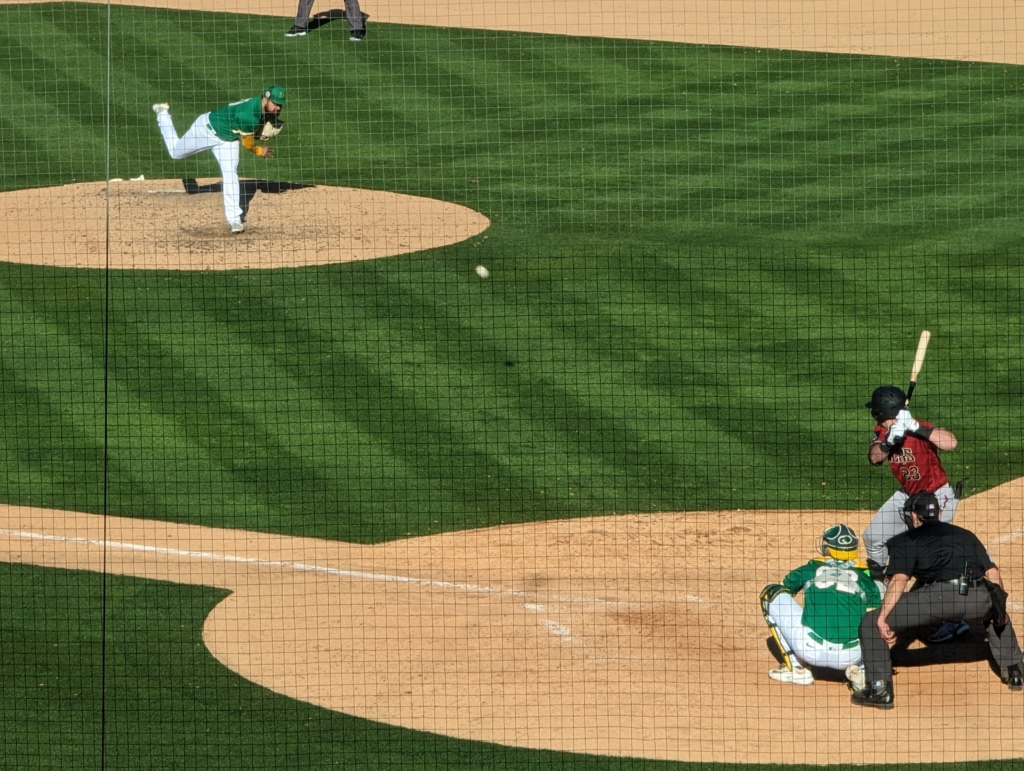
top-left (156, 111), bottom-right (242, 227)
top-left (767, 593), bottom-right (864, 670)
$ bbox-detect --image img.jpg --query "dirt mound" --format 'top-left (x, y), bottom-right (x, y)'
top-left (0, 179), bottom-right (489, 270)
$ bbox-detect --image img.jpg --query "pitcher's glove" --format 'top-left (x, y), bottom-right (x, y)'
top-left (257, 113), bottom-right (284, 139)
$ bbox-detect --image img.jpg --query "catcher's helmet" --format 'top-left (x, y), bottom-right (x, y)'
top-left (865, 385), bottom-right (907, 422)
top-left (901, 491), bottom-right (941, 527)
top-left (820, 524), bottom-right (859, 559)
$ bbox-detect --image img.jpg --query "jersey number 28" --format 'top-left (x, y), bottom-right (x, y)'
top-left (813, 564), bottom-right (860, 595)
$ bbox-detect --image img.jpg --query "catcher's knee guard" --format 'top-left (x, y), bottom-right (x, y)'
top-left (760, 583), bottom-right (791, 616)
top-left (759, 583), bottom-right (797, 670)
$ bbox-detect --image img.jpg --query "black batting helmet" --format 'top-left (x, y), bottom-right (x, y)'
top-left (901, 491), bottom-right (941, 527)
top-left (865, 385), bottom-right (907, 422)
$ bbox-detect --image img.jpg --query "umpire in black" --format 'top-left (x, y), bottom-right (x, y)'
top-left (852, 491), bottom-right (1024, 709)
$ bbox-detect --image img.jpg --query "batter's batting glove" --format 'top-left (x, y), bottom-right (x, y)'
top-left (894, 409), bottom-right (920, 435)
top-left (881, 424), bottom-right (907, 453)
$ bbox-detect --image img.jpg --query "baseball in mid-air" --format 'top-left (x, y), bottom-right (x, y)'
top-left (475, 265), bottom-right (490, 278)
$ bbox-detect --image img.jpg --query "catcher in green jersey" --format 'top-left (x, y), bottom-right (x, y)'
top-left (760, 524), bottom-right (881, 689)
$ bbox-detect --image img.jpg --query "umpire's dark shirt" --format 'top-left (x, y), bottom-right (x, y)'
top-left (886, 520), bottom-right (995, 584)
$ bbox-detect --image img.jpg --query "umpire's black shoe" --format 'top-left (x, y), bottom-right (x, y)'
top-left (1004, 665), bottom-right (1023, 691)
top-left (851, 681), bottom-right (894, 710)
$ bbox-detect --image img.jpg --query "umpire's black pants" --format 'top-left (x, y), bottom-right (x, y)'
top-left (859, 581), bottom-right (1024, 684)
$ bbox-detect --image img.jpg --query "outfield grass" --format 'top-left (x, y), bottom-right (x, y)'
top-left (1, 3), bottom-right (1023, 769)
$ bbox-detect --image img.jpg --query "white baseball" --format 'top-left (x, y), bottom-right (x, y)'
top-left (475, 265), bottom-right (490, 278)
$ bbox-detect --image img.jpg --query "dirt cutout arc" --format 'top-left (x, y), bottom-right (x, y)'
top-left (1, 479), bottom-right (1023, 764)
top-left (10, 0), bottom-right (1024, 65)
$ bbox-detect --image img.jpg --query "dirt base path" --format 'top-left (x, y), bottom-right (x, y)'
top-left (7, 0), bottom-right (1023, 64)
top-left (2, 478), bottom-right (1022, 764)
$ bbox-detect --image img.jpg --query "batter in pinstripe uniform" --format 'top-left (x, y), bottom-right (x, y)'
top-left (863, 385), bottom-right (959, 578)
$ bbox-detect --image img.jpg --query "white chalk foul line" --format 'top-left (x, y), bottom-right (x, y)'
top-left (992, 528), bottom-right (1024, 545)
top-left (539, 619), bottom-right (576, 641)
top-left (0, 527), bottom-right (655, 611)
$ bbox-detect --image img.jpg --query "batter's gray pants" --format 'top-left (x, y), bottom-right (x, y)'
top-left (859, 582), bottom-right (1023, 684)
top-left (864, 483), bottom-right (958, 569)
top-left (293, 0), bottom-right (365, 32)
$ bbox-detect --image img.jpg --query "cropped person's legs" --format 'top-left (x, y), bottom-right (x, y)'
top-left (159, 112), bottom-right (220, 160)
top-left (346, 0), bottom-right (366, 38)
top-left (863, 490), bottom-right (908, 574)
top-left (212, 140), bottom-right (243, 228)
top-left (290, 0), bottom-right (315, 31)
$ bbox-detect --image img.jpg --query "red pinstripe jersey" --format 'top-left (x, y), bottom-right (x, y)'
top-left (875, 420), bottom-right (949, 494)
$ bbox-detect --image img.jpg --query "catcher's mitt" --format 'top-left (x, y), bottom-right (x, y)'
top-left (257, 113), bottom-right (284, 140)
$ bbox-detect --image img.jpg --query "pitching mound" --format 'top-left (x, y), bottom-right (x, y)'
top-left (0, 179), bottom-right (490, 271)
top-left (2, 477), bottom-right (1022, 764)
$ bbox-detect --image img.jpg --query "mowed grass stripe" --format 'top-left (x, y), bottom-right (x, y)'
top-left (3, 248), bottom-right (1018, 533)
top-left (0, 271), bottom-right (107, 511)
top-left (3, 5), bottom-right (1024, 249)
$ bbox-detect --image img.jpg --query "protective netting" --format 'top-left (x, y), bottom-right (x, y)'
top-left (1, 2), bottom-right (1022, 769)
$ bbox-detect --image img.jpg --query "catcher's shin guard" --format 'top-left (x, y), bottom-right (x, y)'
top-left (759, 583), bottom-right (798, 671)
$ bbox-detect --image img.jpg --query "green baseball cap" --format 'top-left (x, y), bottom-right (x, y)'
top-left (264, 85), bottom-right (286, 106)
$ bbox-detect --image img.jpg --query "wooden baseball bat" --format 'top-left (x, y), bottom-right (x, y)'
top-left (906, 330), bottom-right (931, 403)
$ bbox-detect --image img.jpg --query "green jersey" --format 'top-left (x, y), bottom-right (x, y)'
top-left (208, 96), bottom-right (265, 142)
top-left (782, 557), bottom-right (881, 644)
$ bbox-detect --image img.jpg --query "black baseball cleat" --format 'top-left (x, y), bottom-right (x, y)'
top-left (285, 24), bottom-right (307, 37)
top-left (1003, 665), bottom-right (1023, 691)
top-left (927, 619), bottom-right (970, 644)
top-left (350, 13), bottom-right (368, 40)
top-left (851, 680), bottom-right (894, 710)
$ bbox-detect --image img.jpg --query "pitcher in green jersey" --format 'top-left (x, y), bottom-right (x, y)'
top-left (153, 86), bottom-right (286, 233)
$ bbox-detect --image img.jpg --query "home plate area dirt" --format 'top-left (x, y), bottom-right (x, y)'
top-left (1, 477), bottom-right (1022, 763)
